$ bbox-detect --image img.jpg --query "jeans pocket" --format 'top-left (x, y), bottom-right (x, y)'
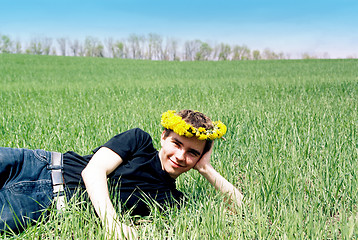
top-left (9, 180), bottom-right (52, 195)
top-left (33, 149), bottom-right (50, 164)
top-left (0, 180), bottom-right (53, 233)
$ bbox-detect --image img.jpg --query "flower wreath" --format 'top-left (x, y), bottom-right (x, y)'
top-left (161, 110), bottom-right (227, 140)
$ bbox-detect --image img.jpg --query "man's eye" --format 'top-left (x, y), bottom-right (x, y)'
top-left (189, 151), bottom-right (199, 157)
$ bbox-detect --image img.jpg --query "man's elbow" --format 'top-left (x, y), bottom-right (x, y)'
top-left (81, 166), bottom-right (91, 183)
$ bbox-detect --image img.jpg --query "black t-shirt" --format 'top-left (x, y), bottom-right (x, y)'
top-left (62, 128), bottom-right (184, 216)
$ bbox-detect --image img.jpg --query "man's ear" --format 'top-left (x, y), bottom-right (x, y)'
top-left (160, 130), bottom-right (166, 146)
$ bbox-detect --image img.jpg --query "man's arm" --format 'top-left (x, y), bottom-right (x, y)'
top-left (194, 144), bottom-right (243, 207)
top-left (81, 147), bottom-right (137, 239)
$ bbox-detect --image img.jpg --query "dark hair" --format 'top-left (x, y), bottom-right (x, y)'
top-left (177, 109), bottom-right (214, 130)
top-left (163, 109), bottom-right (214, 156)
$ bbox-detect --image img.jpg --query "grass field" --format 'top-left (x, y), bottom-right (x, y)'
top-left (1, 54), bottom-right (357, 239)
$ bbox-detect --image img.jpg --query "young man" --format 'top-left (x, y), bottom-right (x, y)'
top-left (0, 110), bottom-right (243, 239)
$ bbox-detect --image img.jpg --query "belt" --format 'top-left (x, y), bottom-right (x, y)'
top-left (49, 151), bottom-right (66, 211)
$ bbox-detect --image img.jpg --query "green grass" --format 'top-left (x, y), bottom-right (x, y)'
top-left (1, 54), bottom-right (358, 239)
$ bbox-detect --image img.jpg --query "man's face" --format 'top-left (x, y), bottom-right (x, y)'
top-left (159, 131), bottom-right (206, 179)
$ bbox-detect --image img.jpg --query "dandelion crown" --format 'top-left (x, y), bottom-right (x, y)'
top-left (161, 110), bottom-right (227, 140)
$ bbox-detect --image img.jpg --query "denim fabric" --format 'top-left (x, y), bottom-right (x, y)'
top-left (0, 147), bottom-right (54, 234)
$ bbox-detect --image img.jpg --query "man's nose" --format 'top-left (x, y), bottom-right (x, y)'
top-left (175, 149), bottom-right (186, 161)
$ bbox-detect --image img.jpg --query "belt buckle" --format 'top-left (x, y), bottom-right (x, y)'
top-left (54, 194), bottom-right (66, 212)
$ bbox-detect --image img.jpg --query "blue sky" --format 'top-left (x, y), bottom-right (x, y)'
top-left (1, 0), bottom-right (357, 58)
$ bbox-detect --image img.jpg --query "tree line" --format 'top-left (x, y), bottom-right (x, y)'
top-left (0, 33), bottom-right (337, 60)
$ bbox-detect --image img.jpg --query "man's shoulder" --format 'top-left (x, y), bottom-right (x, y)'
top-left (120, 128), bottom-right (154, 148)
top-left (128, 128), bottom-right (151, 139)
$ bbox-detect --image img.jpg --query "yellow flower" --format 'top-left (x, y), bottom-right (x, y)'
top-left (198, 127), bottom-right (206, 133)
top-left (185, 131), bottom-right (194, 138)
top-left (198, 134), bottom-right (208, 140)
top-left (174, 122), bottom-right (188, 136)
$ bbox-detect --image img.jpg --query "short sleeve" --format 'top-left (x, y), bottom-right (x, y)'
top-left (96, 128), bottom-right (154, 161)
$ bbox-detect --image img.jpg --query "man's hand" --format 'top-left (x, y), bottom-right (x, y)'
top-left (194, 142), bottom-right (214, 173)
top-left (106, 223), bottom-right (138, 240)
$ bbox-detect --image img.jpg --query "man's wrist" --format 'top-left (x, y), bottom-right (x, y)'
top-left (196, 163), bottom-right (213, 176)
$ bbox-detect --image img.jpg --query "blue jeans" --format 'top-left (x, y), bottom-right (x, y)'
top-left (0, 147), bottom-right (54, 233)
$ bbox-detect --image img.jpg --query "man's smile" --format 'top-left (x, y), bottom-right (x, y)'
top-left (169, 158), bottom-right (185, 168)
